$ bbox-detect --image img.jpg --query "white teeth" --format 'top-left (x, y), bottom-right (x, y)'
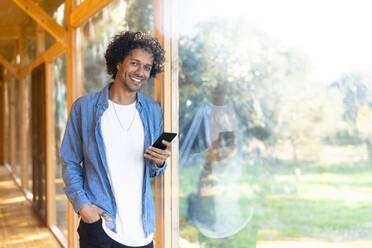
top-left (131, 77), bottom-right (141, 82)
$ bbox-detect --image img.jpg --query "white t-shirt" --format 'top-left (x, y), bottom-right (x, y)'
top-left (100, 100), bottom-right (153, 246)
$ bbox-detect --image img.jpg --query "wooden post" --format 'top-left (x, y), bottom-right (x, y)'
top-left (66, 0), bottom-right (81, 247)
top-left (169, 2), bottom-right (179, 247)
top-left (3, 76), bottom-right (9, 168)
top-left (154, 0), bottom-right (179, 247)
top-left (9, 77), bottom-right (16, 174)
top-left (45, 61), bottom-right (56, 227)
top-left (0, 65), bottom-right (4, 166)
top-left (18, 27), bottom-right (29, 190)
top-left (36, 24), bottom-right (46, 56)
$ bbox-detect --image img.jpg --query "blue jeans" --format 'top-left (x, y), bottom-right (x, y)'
top-left (77, 218), bottom-right (154, 248)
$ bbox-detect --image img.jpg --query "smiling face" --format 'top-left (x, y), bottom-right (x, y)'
top-left (115, 48), bottom-right (154, 93)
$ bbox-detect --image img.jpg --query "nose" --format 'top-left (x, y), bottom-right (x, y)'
top-left (135, 65), bottom-right (144, 77)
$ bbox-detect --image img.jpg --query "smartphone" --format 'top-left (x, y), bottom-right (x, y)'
top-left (218, 131), bottom-right (235, 147)
top-left (152, 132), bottom-right (177, 150)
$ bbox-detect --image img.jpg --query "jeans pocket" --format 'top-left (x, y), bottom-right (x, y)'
top-left (78, 217), bottom-right (102, 237)
top-left (81, 217), bottom-right (102, 226)
top-left (78, 218), bottom-right (111, 247)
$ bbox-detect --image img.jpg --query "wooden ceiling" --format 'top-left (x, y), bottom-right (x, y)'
top-left (0, 0), bottom-right (29, 27)
top-left (0, 0), bottom-right (64, 60)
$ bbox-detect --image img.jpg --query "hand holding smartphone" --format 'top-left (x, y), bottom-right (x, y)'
top-left (152, 132), bottom-right (177, 150)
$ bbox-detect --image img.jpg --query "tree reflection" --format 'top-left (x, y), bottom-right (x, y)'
top-left (178, 15), bottom-right (372, 247)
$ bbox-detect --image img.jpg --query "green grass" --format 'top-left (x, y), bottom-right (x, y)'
top-left (179, 158), bottom-right (372, 247)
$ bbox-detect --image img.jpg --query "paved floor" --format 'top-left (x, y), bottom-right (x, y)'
top-left (0, 165), bottom-right (61, 248)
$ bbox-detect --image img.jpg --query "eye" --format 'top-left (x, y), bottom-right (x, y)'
top-left (130, 61), bottom-right (138, 66)
top-left (144, 65), bottom-right (152, 72)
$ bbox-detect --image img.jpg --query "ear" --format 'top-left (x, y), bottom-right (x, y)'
top-left (116, 63), bottom-right (120, 70)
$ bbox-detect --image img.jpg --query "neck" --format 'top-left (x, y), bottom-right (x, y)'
top-left (109, 82), bottom-right (137, 105)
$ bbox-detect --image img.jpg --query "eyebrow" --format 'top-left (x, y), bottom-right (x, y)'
top-left (130, 58), bottom-right (153, 67)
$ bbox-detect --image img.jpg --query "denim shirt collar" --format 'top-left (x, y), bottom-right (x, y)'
top-left (96, 82), bottom-right (145, 113)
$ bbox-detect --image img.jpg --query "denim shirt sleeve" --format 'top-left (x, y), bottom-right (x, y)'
top-left (149, 156), bottom-right (168, 177)
top-left (148, 105), bottom-right (168, 178)
top-left (60, 100), bottom-right (91, 214)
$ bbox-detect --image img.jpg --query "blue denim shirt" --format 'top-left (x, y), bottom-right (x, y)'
top-left (61, 82), bottom-right (167, 236)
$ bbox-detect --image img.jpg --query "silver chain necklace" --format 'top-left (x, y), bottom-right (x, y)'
top-left (112, 101), bottom-right (137, 134)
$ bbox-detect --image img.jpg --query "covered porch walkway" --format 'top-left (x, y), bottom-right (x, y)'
top-left (0, 166), bottom-right (61, 248)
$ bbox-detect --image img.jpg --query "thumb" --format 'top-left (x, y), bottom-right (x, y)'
top-left (96, 206), bottom-right (112, 221)
top-left (95, 206), bottom-right (104, 216)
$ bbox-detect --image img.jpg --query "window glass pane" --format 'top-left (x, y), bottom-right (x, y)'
top-left (24, 21), bottom-right (36, 65)
top-left (55, 55), bottom-right (68, 238)
top-left (53, 3), bottom-right (65, 28)
top-left (178, 1), bottom-right (372, 247)
top-left (45, 2), bottom-right (65, 50)
top-left (82, 0), bottom-right (154, 98)
top-left (45, 32), bottom-right (57, 51)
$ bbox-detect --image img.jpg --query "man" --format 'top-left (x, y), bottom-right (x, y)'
top-left (61, 31), bottom-right (170, 248)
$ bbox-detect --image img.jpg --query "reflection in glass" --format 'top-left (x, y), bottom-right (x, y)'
top-left (55, 55), bottom-right (67, 238)
top-left (180, 82), bottom-right (259, 248)
top-left (183, 85), bottom-right (253, 239)
top-left (178, 0), bottom-right (372, 247)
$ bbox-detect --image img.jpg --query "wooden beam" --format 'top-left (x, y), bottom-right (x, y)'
top-left (18, 42), bottom-right (66, 77)
top-left (70, 0), bottom-right (114, 28)
top-left (12, 0), bottom-right (67, 45)
top-left (0, 26), bottom-right (21, 39)
top-left (0, 54), bottom-right (17, 77)
top-left (43, 42), bottom-right (66, 62)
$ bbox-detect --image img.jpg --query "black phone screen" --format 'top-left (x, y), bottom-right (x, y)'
top-left (152, 132), bottom-right (177, 150)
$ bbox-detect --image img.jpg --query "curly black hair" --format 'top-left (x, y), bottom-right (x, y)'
top-left (104, 31), bottom-right (165, 79)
